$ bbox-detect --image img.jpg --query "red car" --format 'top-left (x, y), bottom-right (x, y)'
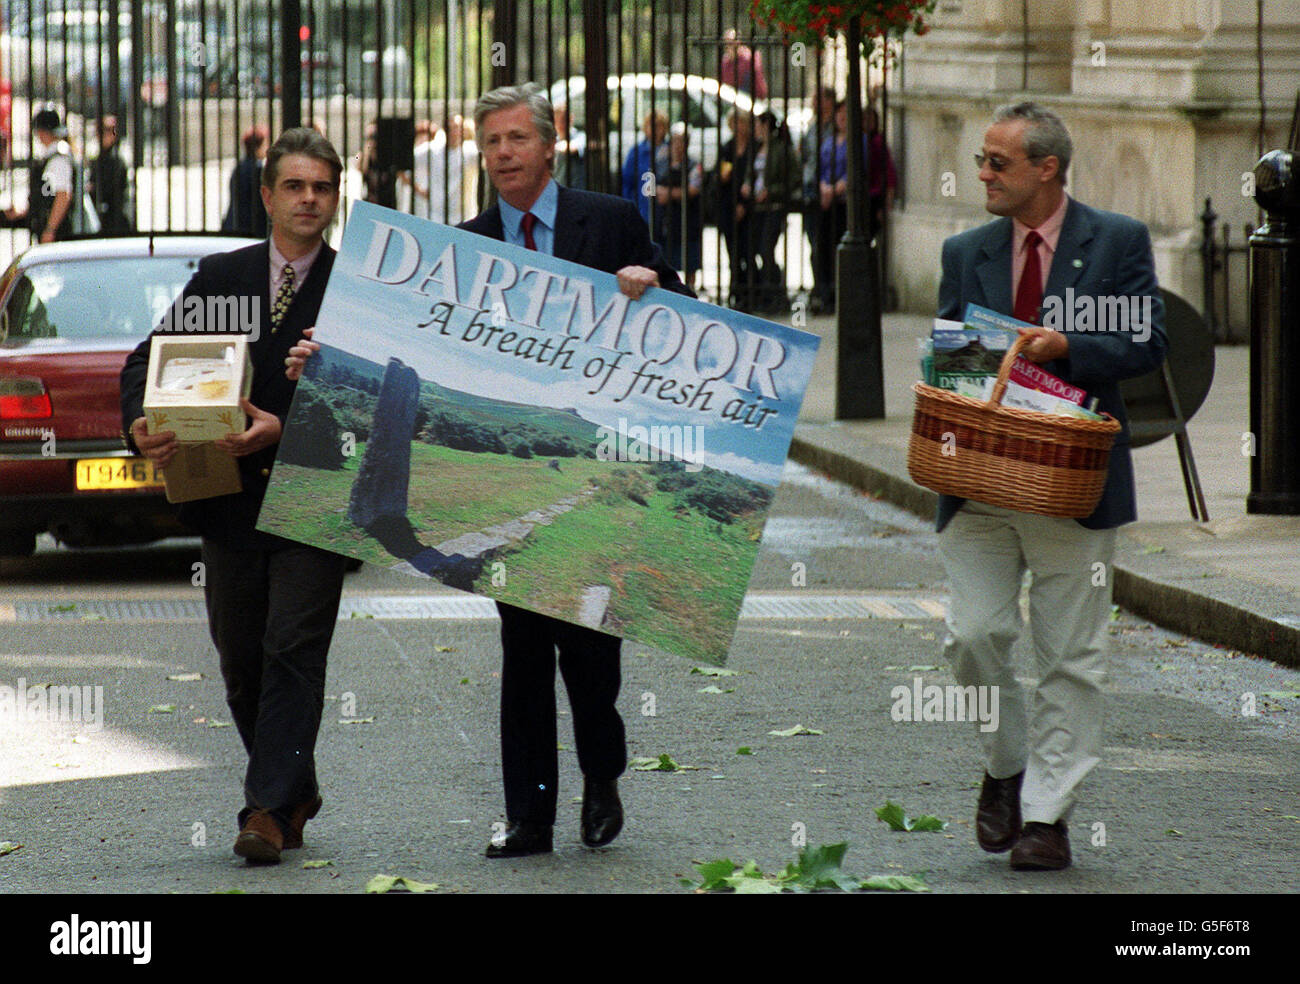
top-left (0, 234), bottom-right (258, 556)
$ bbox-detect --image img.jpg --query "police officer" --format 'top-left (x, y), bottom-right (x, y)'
top-left (4, 108), bottom-right (76, 243)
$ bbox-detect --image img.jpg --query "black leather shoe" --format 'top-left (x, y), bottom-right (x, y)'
top-left (485, 821), bottom-right (553, 858)
top-left (975, 771), bottom-right (1024, 853)
top-left (580, 778), bottom-right (624, 848)
top-left (1010, 820), bottom-right (1071, 870)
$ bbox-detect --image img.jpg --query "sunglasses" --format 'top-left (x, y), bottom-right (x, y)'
top-left (974, 152), bottom-right (1043, 172)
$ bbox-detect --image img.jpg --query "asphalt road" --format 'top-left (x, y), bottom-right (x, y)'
top-left (1, 462), bottom-right (1297, 894)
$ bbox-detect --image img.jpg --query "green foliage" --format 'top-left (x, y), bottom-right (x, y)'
top-left (874, 800), bottom-right (948, 832)
top-left (648, 459), bottom-right (772, 524)
top-left (749, 0), bottom-right (938, 59)
top-left (681, 842), bottom-right (931, 893)
top-left (596, 468), bottom-right (652, 507)
top-left (280, 379), bottom-right (345, 470)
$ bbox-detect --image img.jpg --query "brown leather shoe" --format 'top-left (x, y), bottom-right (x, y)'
top-left (975, 771), bottom-right (1024, 853)
top-left (233, 809), bottom-right (284, 864)
top-left (1010, 820), bottom-right (1072, 870)
top-left (282, 795), bottom-right (323, 850)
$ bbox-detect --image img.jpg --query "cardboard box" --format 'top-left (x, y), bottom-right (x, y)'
top-left (143, 336), bottom-right (252, 443)
top-left (161, 442), bottom-right (242, 504)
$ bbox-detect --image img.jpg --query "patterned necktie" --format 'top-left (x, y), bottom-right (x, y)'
top-left (1013, 230), bottom-right (1043, 325)
top-left (521, 212), bottom-right (538, 251)
top-left (271, 261), bottom-right (296, 332)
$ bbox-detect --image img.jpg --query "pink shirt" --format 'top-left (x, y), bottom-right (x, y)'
top-left (269, 239), bottom-right (323, 302)
top-left (1011, 193), bottom-right (1069, 303)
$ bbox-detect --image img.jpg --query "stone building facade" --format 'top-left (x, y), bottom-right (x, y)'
top-left (886, 0), bottom-right (1300, 337)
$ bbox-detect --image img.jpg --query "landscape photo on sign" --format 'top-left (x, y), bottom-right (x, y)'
top-left (258, 202), bottom-right (819, 664)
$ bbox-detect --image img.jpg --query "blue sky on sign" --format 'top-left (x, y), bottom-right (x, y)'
top-left (313, 202), bottom-right (819, 486)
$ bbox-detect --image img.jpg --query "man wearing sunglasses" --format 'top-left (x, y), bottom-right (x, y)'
top-left (935, 102), bottom-right (1167, 871)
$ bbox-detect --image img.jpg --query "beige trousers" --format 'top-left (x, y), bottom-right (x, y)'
top-left (939, 501), bottom-right (1116, 824)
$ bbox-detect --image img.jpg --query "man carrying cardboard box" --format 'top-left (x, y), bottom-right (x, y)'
top-left (120, 128), bottom-right (348, 864)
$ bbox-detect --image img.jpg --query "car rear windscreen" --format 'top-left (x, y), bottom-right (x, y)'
top-left (2, 257), bottom-right (201, 345)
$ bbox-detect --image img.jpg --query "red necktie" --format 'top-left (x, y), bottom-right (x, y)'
top-left (521, 212), bottom-right (538, 251)
top-left (1013, 230), bottom-right (1043, 324)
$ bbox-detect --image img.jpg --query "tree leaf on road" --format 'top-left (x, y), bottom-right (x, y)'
top-left (207, 719), bottom-right (233, 728)
top-left (0, 842), bottom-right (21, 857)
top-left (167, 672), bottom-right (203, 682)
top-left (364, 874), bottom-right (438, 894)
top-left (631, 753), bottom-right (699, 772)
top-left (435, 646), bottom-right (455, 652)
top-left (875, 800), bottom-right (947, 832)
top-left (339, 717), bottom-right (376, 724)
top-left (697, 685), bottom-right (734, 694)
top-left (147, 704), bottom-right (175, 714)
top-left (736, 747), bottom-right (753, 755)
top-left (302, 859), bottom-right (334, 869)
top-left (690, 666), bottom-right (738, 677)
top-left (768, 724), bottom-right (822, 737)
top-left (683, 844), bottom-right (917, 894)
top-left (1261, 691), bottom-right (1300, 699)
top-left (860, 874), bottom-right (930, 892)
top-left (777, 842), bottom-right (859, 892)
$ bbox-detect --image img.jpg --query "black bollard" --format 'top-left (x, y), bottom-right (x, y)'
top-left (1247, 139), bottom-right (1300, 515)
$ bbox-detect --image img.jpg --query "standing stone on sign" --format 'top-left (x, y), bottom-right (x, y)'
top-left (348, 357), bottom-right (420, 529)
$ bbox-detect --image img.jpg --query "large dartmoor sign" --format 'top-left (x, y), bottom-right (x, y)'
top-left (259, 202), bottom-right (819, 663)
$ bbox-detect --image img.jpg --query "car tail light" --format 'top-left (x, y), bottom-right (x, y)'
top-left (0, 377), bottom-right (52, 419)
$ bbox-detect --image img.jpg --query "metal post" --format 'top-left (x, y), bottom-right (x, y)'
top-left (582, 0), bottom-right (608, 195)
top-left (164, 0), bottom-right (179, 163)
top-left (836, 20), bottom-right (884, 420)
top-left (1247, 140), bottom-right (1300, 514)
top-left (281, 0), bottom-right (302, 130)
top-left (492, 0), bottom-right (517, 91)
top-left (1200, 197), bottom-right (1219, 342)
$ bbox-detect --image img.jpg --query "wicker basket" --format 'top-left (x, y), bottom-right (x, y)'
top-left (908, 334), bottom-right (1122, 518)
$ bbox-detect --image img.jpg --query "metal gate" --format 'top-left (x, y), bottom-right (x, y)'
top-left (2, 1), bottom-right (882, 310)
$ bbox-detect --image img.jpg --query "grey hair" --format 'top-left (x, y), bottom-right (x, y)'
top-left (474, 83), bottom-right (556, 145)
top-left (993, 101), bottom-right (1071, 185)
top-left (263, 127), bottom-right (343, 189)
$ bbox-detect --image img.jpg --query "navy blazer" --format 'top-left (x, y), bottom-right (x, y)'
top-left (935, 197), bottom-right (1168, 531)
top-left (120, 240), bottom-right (336, 548)
top-left (458, 183), bottom-right (693, 299)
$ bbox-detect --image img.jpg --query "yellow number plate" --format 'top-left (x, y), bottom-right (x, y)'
top-left (75, 457), bottom-right (165, 491)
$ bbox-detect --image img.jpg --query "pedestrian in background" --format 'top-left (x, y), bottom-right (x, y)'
top-left (89, 115), bottom-right (133, 236)
top-left (621, 110), bottom-right (668, 232)
top-left (815, 99), bottom-right (851, 313)
top-left (359, 121), bottom-right (398, 209)
top-left (654, 121), bottom-right (703, 291)
top-left (801, 87), bottom-right (836, 313)
top-left (719, 28), bottom-right (768, 100)
top-left (553, 102), bottom-right (586, 191)
top-left (716, 108), bottom-right (756, 310)
top-left (749, 110), bottom-right (797, 313)
top-left (866, 105), bottom-right (897, 243)
top-left (3, 107), bottom-right (79, 242)
top-left (222, 124), bottom-right (268, 237)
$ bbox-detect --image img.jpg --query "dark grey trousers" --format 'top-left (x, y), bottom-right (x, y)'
top-left (497, 602), bottom-right (626, 825)
top-left (200, 537), bottom-right (347, 829)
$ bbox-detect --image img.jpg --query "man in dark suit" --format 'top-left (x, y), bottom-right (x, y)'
top-left (121, 128), bottom-right (348, 864)
top-left (89, 116), bottom-right (134, 236)
top-left (461, 82), bottom-right (692, 857)
top-left (936, 102), bottom-right (1167, 870)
